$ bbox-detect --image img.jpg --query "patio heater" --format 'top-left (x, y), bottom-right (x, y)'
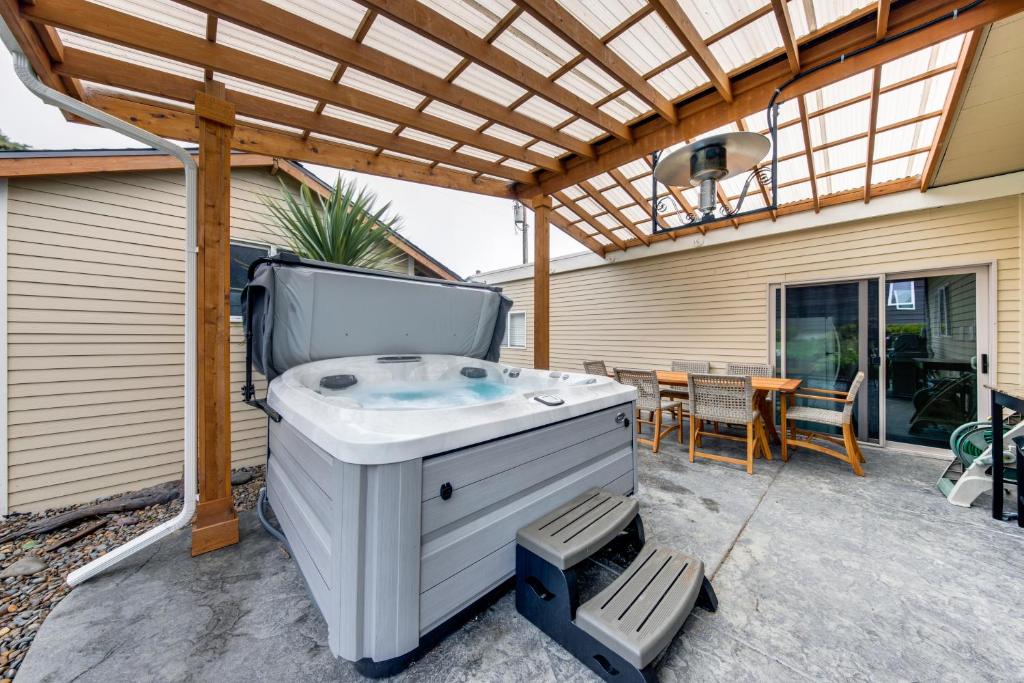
top-left (650, 127), bottom-right (775, 235)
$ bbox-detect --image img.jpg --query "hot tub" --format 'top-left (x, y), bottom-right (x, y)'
top-left (264, 354), bottom-right (637, 674)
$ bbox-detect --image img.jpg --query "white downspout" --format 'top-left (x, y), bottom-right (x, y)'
top-left (0, 26), bottom-right (198, 586)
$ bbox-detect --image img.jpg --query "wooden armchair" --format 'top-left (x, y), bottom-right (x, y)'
top-left (782, 372), bottom-right (866, 476)
top-left (688, 374), bottom-right (770, 475)
top-left (614, 368), bottom-right (683, 454)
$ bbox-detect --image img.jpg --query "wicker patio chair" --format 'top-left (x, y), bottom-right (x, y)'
top-left (688, 374), bottom-right (771, 475)
top-left (726, 362), bottom-right (777, 429)
top-left (661, 360), bottom-right (712, 402)
top-left (582, 360), bottom-right (609, 376)
top-left (614, 368), bottom-right (683, 454)
top-left (782, 372), bottom-right (866, 476)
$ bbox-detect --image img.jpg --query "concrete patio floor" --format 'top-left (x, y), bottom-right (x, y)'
top-left (16, 429), bottom-right (1024, 682)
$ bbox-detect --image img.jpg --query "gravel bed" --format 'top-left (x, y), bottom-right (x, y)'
top-left (0, 465), bottom-right (266, 682)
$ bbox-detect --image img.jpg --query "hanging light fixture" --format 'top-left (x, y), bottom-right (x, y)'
top-left (651, 111), bottom-right (778, 235)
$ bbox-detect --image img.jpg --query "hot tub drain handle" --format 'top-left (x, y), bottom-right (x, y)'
top-left (440, 482), bottom-right (453, 500)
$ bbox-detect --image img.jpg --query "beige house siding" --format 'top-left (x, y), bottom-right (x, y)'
top-left (4, 166), bottom-right (420, 512)
top-left (491, 197), bottom-right (1022, 394)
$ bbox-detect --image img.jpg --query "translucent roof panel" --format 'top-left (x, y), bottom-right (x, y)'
top-left (788, 0), bottom-right (875, 38)
top-left (575, 196), bottom-right (604, 216)
top-left (808, 100), bottom-right (870, 147)
top-left (773, 121), bottom-right (806, 157)
top-left (493, 13), bottom-right (577, 77)
top-left (309, 135), bottom-right (377, 153)
top-left (217, 75), bottom-right (319, 111)
top-left (562, 186), bottom-right (586, 201)
top-left (777, 181), bottom-right (813, 204)
top-left (453, 63), bottom-right (528, 107)
top-left (217, 21), bottom-right (337, 79)
top-left (775, 156), bottom-right (810, 185)
top-left (589, 172), bottom-right (617, 190)
top-left (881, 35), bottom-right (964, 87)
top-left (399, 128), bottom-right (458, 150)
top-left (676, 0), bottom-right (763, 39)
top-left (530, 141), bottom-right (568, 158)
top-left (457, 146), bottom-right (502, 163)
top-left (236, 115), bottom-right (304, 136)
top-left (648, 58), bottom-right (709, 101)
top-left (515, 96), bottom-right (573, 128)
top-left (561, 118), bottom-right (606, 142)
top-left (872, 152), bottom-right (928, 184)
top-left (362, 16), bottom-right (463, 79)
top-left (340, 69), bottom-right (426, 110)
top-left (709, 11), bottom-right (783, 74)
top-left (556, 60), bottom-right (622, 104)
top-left (416, 0), bottom-right (514, 38)
top-left (803, 72), bottom-right (873, 114)
top-left (600, 92), bottom-right (652, 123)
top-left (554, 0), bottom-right (648, 37)
top-left (58, 31), bottom-right (203, 80)
top-left (482, 123), bottom-right (534, 147)
top-left (602, 185), bottom-right (632, 207)
top-left (85, 83), bottom-right (185, 110)
top-left (501, 158), bottom-right (537, 172)
top-left (622, 205), bottom-right (649, 222)
top-left (608, 12), bottom-right (685, 76)
top-left (617, 159), bottom-right (650, 178)
top-left (876, 72), bottom-right (954, 128)
top-left (422, 101), bottom-right (488, 131)
top-left (264, 0), bottom-right (367, 39)
top-left (820, 167), bottom-right (866, 195)
top-left (873, 118), bottom-right (940, 159)
top-left (815, 138), bottom-right (868, 175)
top-left (88, 0), bottom-right (205, 37)
top-left (321, 105), bottom-right (399, 134)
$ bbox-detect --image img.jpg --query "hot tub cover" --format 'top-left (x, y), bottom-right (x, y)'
top-left (243, 255), bottom-right (512, 379)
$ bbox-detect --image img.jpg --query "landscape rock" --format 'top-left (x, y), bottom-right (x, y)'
top-left (0, 558), bottom-right (45, 580)
top-left (231, 470), bottom-right (254, 486)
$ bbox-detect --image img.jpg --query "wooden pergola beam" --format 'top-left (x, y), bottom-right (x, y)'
top-left (796, 97), bottom-right (820, 212)
top-left (513, 0), bottom-right (678, 124)
top-left (921, 30), bottom-right (984, 191)
top-left (354, 0), bottom-right (632, 143)
top-left (519, 0), bottom-right (1024, 197)
top-left (552, 191), bottom-right (627, 250)
top-left (546, 210), bottom-right (606, 257)
top-left (770, 0), bottom-right (801, 73)
top-left (877, 0), bottom-right (892, 41)
top-left (864, 67), bottom-right (882, 202)
top-left (22, 0), bottom-right (564, 174)
top-left (533, 195), bottom-right (551, 370)
top-left (174, 0), bottom-right (593, 159)
top-left (649, 0), bottom-right (732, 102)
top-left (87, 93), bottom-right (516, 198)
top-left (579, 180), bottom-right (650, 245)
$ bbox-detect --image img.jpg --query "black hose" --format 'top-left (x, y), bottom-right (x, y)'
top-left (257, 486), bottom-right (289, 548)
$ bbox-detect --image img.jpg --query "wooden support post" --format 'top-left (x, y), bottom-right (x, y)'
top-left (533, 195), bottom-right (551, 370)
top-left (191, 80), bottom-right (239, 556)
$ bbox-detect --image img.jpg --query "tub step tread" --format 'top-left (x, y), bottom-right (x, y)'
top-left (516, 488), bottom-right (638, 570)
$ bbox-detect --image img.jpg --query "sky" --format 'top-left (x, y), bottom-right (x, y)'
top-left (0, 49), bottom-right (585, 278)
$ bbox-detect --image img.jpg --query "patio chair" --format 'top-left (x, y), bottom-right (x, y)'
top-left (782, 372), bottom-right (866, 476)
top-left (661, 359), bottom-right (711, 400)
top-left (614, 368), bottom-right (683, 454)
top-left (688, 374), bottom-right (771, 475)
top-left (582, 360), bottom-right (609, 376)
top-left (727, 362), bottom-right (777, 428)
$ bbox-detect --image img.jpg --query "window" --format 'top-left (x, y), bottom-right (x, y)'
top-left (230, 242), bottom-right (271, 318)
top-left (887, 281), bottom-right (915, 310)
top-left (502, 312), bottom-right (526, 348)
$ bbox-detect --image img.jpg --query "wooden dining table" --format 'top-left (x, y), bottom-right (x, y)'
top-left (655, 371), bottom-right (803, 445)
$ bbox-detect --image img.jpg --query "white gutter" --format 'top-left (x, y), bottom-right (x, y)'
top-left (0, 25), bottom-right (198, 586)
top-left (0, 178), bottom-right (8, 519)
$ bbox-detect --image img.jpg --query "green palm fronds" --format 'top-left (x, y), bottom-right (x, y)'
top-left (261, 176), bottom-right (404, 269)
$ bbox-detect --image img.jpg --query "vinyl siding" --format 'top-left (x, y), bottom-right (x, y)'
top-left (7, 168), bottom-right (287, 510)
top-left (493, 197), bottom-right (1022, 393)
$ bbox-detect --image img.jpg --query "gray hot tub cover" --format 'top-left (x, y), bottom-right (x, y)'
top-left (243, 257), bottom-right (512, 379)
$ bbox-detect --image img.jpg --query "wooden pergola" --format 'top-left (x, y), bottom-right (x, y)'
top-left (2, 0), bottom-right (1020, 555)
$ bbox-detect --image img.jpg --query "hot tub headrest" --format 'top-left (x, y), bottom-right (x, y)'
top-left (243, 257), bottom-right (512, 379)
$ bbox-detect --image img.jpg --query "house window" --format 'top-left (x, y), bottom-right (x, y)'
top-left (230, 242), bottom-right (271, 318)
top-left (887, 281), bottom-right (915, 310)
top-left (502, 312), bottom-right (526, 349)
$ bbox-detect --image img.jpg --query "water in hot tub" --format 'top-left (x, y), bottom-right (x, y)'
top-left (322, 377), bottom-right (518, 409)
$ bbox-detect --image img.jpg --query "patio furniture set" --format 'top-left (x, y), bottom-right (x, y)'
top-left (584, 360), bottom-right (866, 476)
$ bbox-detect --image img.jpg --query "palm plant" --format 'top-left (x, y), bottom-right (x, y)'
top-left (262, 176), bottom-right (403, 269)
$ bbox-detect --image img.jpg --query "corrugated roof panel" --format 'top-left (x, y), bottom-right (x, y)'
top-left (709, 11), bottom-right (783, 73)
top-left (88, 0), bottom-right (205, 36)
top-left (676, 0), bottom-right (761, 39)
top-left (561, 118), bottom-right (606, 142)
top-left (217, 75), bottom-right (319, 110)
top-left (775, 155), bottom-right (809, 184)
top-left (453, 63), bottom-right (528, 106)
top-left (321, 105), bottom-right (399, 133)
top-left (777, 181), bottom-right (812, 204)
top-left (399, 128), bottom-right (458, 150)
top-left (744, 98), bottom-right (798, 133)
top-left (217, 21), bottom-right (337, 79)
top-left (648, 58), bottom-right (709, 101)
top-left (563, 185), bottom-right (586, 200)
top-left (556, 206), bottom-right (580, 221)
top-left (492, 12), bottom-right (577, 76)
top-left (529, 141), bottom-right (568, 157)
top-left (362, 16), bottom-right (463, 79)
top-left (340, 69), bottom-right (426, 109)
top-left (821, 167), bottom-right (865, 195)
top-left (308, 134), bottom-right (377, 152)
top-left (435, 162), bottom-right (477, 175)
top-left (382, 150), bottom-right (433, 165)
top-left (788, 0), bottom-right (875, 38)
top-left (816, 138), bottom-right (867, 175)
top-left (422, 101), bottom-right (488, 130)
top-left (515, 96), bottom-right (573, 127)
top-left (576, 196), bottom-right (603, 215)
top-left (458, 146), bottom-right (503, 162)
top-left (618, 160), bottom-right (650, 178)
top-left (554, 0), bottom-right (647, 37)
top-left (265, 0), bottom-right (367, 39)
top-left (804, 72), bottom-right (873, 113)
top-left (631, 175), bottom-right (653, 197)
top-left (873, 118), bottom-right (939, 158)
top-left (719, 172), bottom-right (752, 198)
top-left (872, 152), bottom-right (928, 184)
top-left (556, 60), bottom-right (621, 103)
top-left (881, 35), bottom-right (964, 87)
top-left (774, 121), bottom-right (805, 156)
top-left (597, 214), bottom-right (620, 229)
top-left (590, 172), bottom-right (616, 189)
top-left (809, 99), bottom-right (870, 146)
top-left (59, 32), bottom-right (203, 80)
top-left (608, 12), bottom-right (684, 75)
top-left (736, 192), bottom-right (766, 211)
top-left (600, 92), bottom-right (652, 123)
top-left (622, 205), bottom-right (648, 222)
top-left (593, 234), bottom-right (612, 246)
top-left (877, 72), bottom-right (954, 127)
top-left (84, 83), bottom-right (184, 109)
top-left (236, 115), bottom-right (304, 135)
top-left (483, 123), bottom-right (534, 147)
top-left (416, 0), bottom-right (513, 38)
top-left (501, 158), bottom-right (536, 172)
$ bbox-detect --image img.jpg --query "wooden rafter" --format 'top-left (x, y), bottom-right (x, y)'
top-left (864, 67), bottom-right (882, 202)
top-left (770, 0), bottom-right (801, 73)
top-left (921, 30), bottom-right (984, 191)
top-left (796, 97), bottom-right (820, 212)
top-left (578, 180), bottom-right (650, 245)
top-left (544, 206), bottom-right (606, 257)
top-left (86, 93), bottom-right (515, 198)
top-left (648, 0), bottom-right (732, 102)
top-left (354, 0), bottom-right (632, 143)
top-left (774, 146), bottom-right (930, 190)
top-left (513, 0), bottom-right (678, 124)
top-left (877, 0), bottom-right (892, 41)
top-left (172, 0), bottom-right (593, 159)
top-left (203, 14), bottom-right (217, 81)
top-left (552, 192), bottom-right (627, 251)
top-left (23, 0), bottom-right (565, 173)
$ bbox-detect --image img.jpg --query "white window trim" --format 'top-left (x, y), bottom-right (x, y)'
top-left (229, 240), bottom-right (281, 322)
top-left (503, 311), bottom-right (527, 349)
top-left (887, 281), bottom-right (915, 310)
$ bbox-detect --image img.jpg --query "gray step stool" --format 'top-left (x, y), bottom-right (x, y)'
top-left (515, 489), bottom-right (716, 683)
